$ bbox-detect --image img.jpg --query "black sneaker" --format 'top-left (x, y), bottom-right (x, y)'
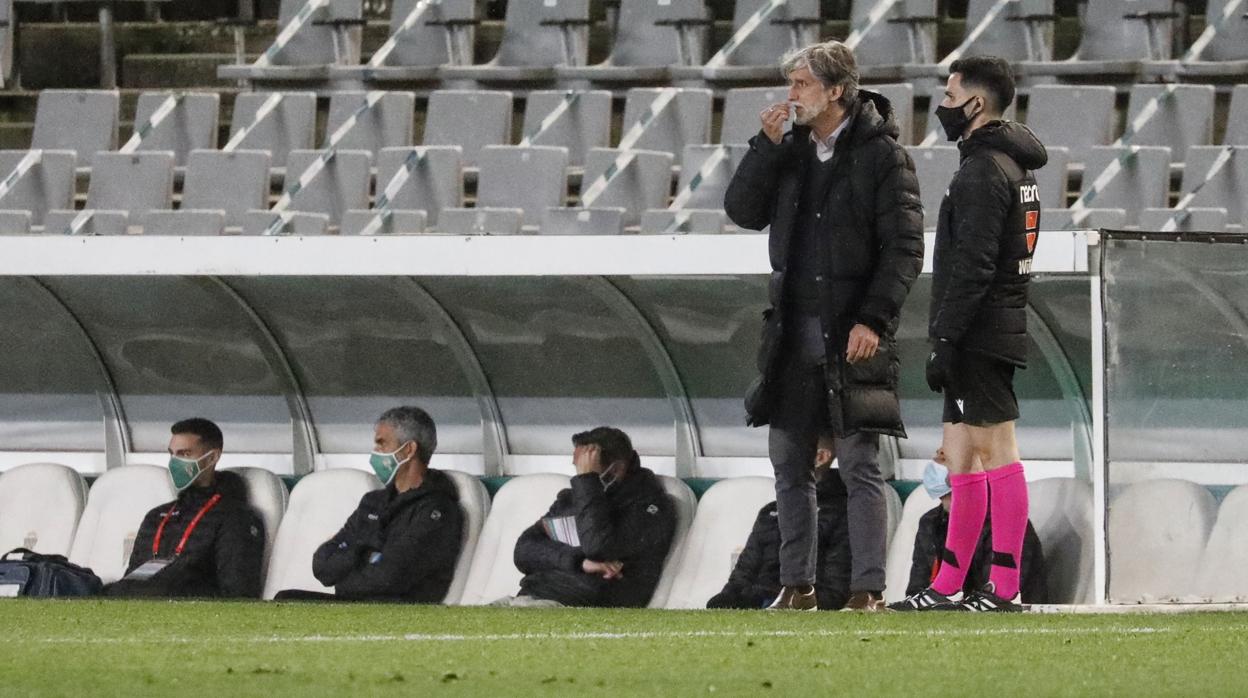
top-left (887, 587), bottom-right (964, 612)
top-left (960, 583), bottom-right (1022, 613)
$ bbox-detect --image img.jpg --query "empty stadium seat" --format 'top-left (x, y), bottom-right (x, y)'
top-left (68, 465), bottom-right (176, 584)
top-left (905, 0), bottom-right (1055, 81)
top-left (439, 145), bottom-right (569, 234)
top-left (331, 0), bottom-right (475, 84)
top-left (720, 86), bottom-right (786, 146)
top-left (1122, 84), bottom-right (1215, 163)
top-left (0, 463), bottom-right (89, 556)
top-left (255, 148), bottom-right (373, 231)
top-left (569, 147), bottom-right (674, 228)
top-left (422, 90), bottom-right (513, 168)
top-left (873, 83), bottom-right (916, 145)
top-left (218, 0), bottom-right (363, 84)
top-left (1041, 207), bottom-right (1129, 230)
top-left (30, 89), bottom-right (120, 169)
top-left (226, 92), bottom-right (317, 170)
top-left (144, 149), bottom-right (272, 235)
top-left (1075, 145), bottom-right (1172, 226)
top-left (325, 91), bottom-right (416, 155)
top-left (128, 92), bottom-right (220, 167)
top-left (1027, 477), bottom-right (1094, 604)
top-left (44, 151), bottom-right (176, 235)
top-left (647, 475), bottom-right (697, 608)
top-left (1194, 484), bottom-right (1248, 602)
top-left (1147, 0), bottom-right (1248, 78)
top-left (620, 88), bottom-right (712, 162)
top-left (520, 90), bottom-right (612, 168)
top-left (341, 145), bottom-right (463, 234)
top-left (556, 0), bottom-right (710, 86)
top-left (263, 468), bottom-right (380, 599)
top-left (670, 0), bottom-right (818, 84)
top-left (1024, 85), bottom-right (1117, 158)
top-left (222, 466), bottom-right (289, 580)
top-left (440, 0), bottom-right (589, 86)
top-left (1018, 0), bottom-right (1174, 78)
top-left (1033, 146), bottom-right (1071, 210)
top-left (850, 0), bottom-right (938, 82)
top-left (640, 143), bottom-right (747, 234)
top-left (1109, 479), bottom-right (1218, 603)
top-left (457, 473), bottom-right (571, 605)
top-left (1225, 85), bottom-right (1248, 145)
top-left (0, 149), bottom-right (77, 233)
top-left (662, 476), bottom-right (774, 609)
top-left (441, 470), bottom-right (491, 604)
top-left (540, 206), bottom-right (627, 236)
top-left (883, 485), bottom-right (938, 604)
top-left (1137, 207), bottom-right (1229, 232)
top-left (906, 145), bottom-right (958, 230)
top-left (1170, 145), bottom-right (1248, 227)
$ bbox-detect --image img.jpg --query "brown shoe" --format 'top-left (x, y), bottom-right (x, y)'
top-left (840, 591), bottom-right (887, 612)
top-left (766, 585), bottom-right (818, 611)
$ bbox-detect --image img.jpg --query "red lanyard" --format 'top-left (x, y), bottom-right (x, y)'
top-left (152, 493), bottom-right (222, 557)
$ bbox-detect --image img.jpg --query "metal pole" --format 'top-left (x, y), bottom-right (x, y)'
top-left (98, 2), bottom-right (117, 89)
top-left (1088, 231), bottom-right (1109, 605)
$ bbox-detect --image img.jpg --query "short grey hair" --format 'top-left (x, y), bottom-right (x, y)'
top-left (781, 40), bottom-right (859, 107)
top-left (378, 406), bottom-right (437, 465)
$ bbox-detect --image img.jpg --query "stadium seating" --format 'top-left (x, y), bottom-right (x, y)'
top-left (143, 149), bottom-right (272, 235)
top-left (263, 467), bottom-right (380, 599)
top-left (1074, 145), bottom-right (1172, 226)
top-left (905, 0), bottom-right (1056, 81)
top-left (248, 148), bottom-right (372, 233)
top-left (330, 0), bottom-right (476, 85)
top-left (1122, 84), bottom-right (1215, 164)
top-left (1017, 0), bottom-right (1175, 79)
top-left (640, 143), bottom-right (747, 234)
top-left (218, 0), bottom-right (364, 86)
top-left (1194, 484), bottom-right (1248, 602)
top-left (441, 469), bottom-right (492, 605)
top-left (1027, 477), bottom-right (1094, 605)
top-left (324, 91), bottom-right (416, 155)
top-left (883, 483), bottom-right (938, 604)
top-left (719, 86), bottom-right (787, 146)
top-left (1146, 0), bottom-right (1248, 78)
top-left (340, 145), bottom-right (463, 234)
top-left (1108, 479), bottom-right (1218, 603)
top-left (620, 87), bottom-right (713, 163)
top-left (1023, 85), bottom-right (1117, 159)
top-left (0, 149), bottom-right (76, 233)
top-left (1040, 207), bottom-right (1129, 231)
top-left (556, 0), bottom-right (710, 87)
top-left (1171, 145), bottom-right (1248, 229)
top-left (68, 465), bottom-right (175, 584)
top-left (519, 90), bottom-right (612, 169)
top-left (0, 463), bottom-right (88, 557)
top-left (421, 90), bottom-right (513, 168)
top-left (43, 151), bottom-right (175, 236)
top-left (1225, 85), bottom-right (1248, 146)
top-left (851, 0), bottom-right (938, 82)
top-left (1033, 146), bottom-right (1070, 210)
top-left (1137, 207), bottom-right (1229, 233)
top-left (439, 0), bottom-right (589, 87)
top-left (570, 147), bottom-right (675, 228)
top-left (225, 92), bottom-right (318, 171)
top-left (439, 145), bottom-right (569, 234)
top-left (128, 92), bottom-right (220, 167)
top-left (30, 89), bottom-right (119, 169)
top-left (907, 145), bottom-right (958, 230)
top-left (670, 0), bottom-right (818, 85)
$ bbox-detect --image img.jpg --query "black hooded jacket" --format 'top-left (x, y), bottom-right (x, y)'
top-left (514, 467), bottom-right (677, 607)
top-left (707, 473), bottom-right (852, 610)
top-left (106, 470), bottom-right (265, 598)
top-left (312, 467), bottom-right (463, 603)
top-left (906, 503), bottom-right (1049, 603)
top-left (930, 121), bottom-right (1048, 366)
top-left (725, 90), bottom-right (924, 437)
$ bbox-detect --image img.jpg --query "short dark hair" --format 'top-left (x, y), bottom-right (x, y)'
top-left (572, 426), bottom-right (640, 472)
top-left (171, 418), bottom-right (224, 452)
top-left (949, 55), bottom-right (1016, 116)
top-left (378, 406), bottom-right (438, 465)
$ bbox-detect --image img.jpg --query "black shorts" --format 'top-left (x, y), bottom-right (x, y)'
top-left (942, 351), bottom-right (1019, 426)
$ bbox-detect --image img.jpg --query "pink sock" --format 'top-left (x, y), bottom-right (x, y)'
top-left (930, 472), bottom-right (989, 596)
top-left (987, 462), bottom-right (1029, 600)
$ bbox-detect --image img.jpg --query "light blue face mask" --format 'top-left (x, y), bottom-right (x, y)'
top-left (369, 441), bottom-right (413, 486)
top-left (168, 451), bottom-right (216, 492)
top-left (922, 460), bottom-right (952, 499)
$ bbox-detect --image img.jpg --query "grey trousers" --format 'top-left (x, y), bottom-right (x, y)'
top-left (768, 360), bottom-right (888, 592)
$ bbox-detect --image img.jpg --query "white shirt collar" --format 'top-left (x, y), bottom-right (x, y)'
top-left (810, 116), bottom-right (850, 162)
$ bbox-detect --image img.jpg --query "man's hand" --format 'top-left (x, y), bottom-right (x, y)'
top-left (758, 102), bottom-right (790, 145)
top-left (573, 444), bottom-right (602, 475)
top-left (926, 339), bottom-right (956, 392)
top-left (845, 324), bottom-right (880, 364)
top-left (582, 559), bottom-right (624, 580)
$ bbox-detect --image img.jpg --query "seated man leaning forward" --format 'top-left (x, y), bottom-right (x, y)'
top-left (276, 406), bottom-right (463, 603)
top-left (497, 427), bottom-right (677, 608)
top-left (106, 418), bottom-right (265, 598)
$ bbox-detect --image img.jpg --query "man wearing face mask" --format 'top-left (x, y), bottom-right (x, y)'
top-left (105, 418), bottom-right (265, 598)
top-left (499, 427), bottom-right (676, 608)
top-left (276, 406), bottom-right (463, 603)
top-left (894, 56), bottom-right (1047, 613)
top-left (725, 40), bottom-right (924, 611)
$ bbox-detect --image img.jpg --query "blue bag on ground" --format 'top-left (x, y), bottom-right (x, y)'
top-left (0, 548), bottom-right (103, 597)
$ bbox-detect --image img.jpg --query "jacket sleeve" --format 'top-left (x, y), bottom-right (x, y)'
top-left (214, 508), bottom-right (265, 598)
top-left (815, 507), bottom-right (852, 610)
top-left (570, 475), bottom-right (675, 563)
top-left (311, 494), bottom-right (373, 587)
top-left (513, 492), bottom-right (584, 575)
top-left (723, 507), bottom-right (771, 596)
top-left (723, 132), bottom-right (788, 231)
top-left (334, 496), bottom-right (463, 599)
top-left (929, 157), bottom-right (1012, 343)
top-left (124, 506), bottom-right (164, 574)
top-left (1020, 522), bottom-right (1049, 604)
top-left (907, 508), bottom-right (941, 597)
top-left (857, 142), bottom-right (925, 336)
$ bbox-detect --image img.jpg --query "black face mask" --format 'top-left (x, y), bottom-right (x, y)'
top-left (934, 96), bottom-right (980, 142)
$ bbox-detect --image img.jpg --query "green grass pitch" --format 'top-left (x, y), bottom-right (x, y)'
top-left (2, 601), bottom-right (1245, 696)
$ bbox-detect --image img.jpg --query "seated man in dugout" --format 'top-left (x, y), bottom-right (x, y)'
top-left (497, 426), bottom-right (677, 608)
top-left (707, 433), bottom-right (852, 610)
top-left (106, 418), bottom-right (265, 598)
top-left (276, 406), bottom-right (463, 603)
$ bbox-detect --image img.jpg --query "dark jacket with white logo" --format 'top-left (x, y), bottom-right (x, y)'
top-left (514, 467), bottom-right (677, 607)
top-left (930, 121), bottom-right (1047, 366)
top-left (313, 467), bottom-right (463, 603)
top-left (106, 470), bottom-right (265, 598)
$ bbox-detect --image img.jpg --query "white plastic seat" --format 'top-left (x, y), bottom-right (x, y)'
top-left (1194, 485), bottom-right (1248, 602)
top-left (662, 476), bottom-right (774, 609)
top-left (456, 473), bottom-right (571, 605)
top-left (883, 485), bottom-right (939, 604)
top-left (0, 149), bottom-right (77, 232)
top-left (0, 463), bottom-right (89, 556)
top-left (30, 89), bottom-right (120, 169)
top-left (262, 468), bottom-right (380, 599)
top-left (1028, 477), bottom-right (1094, 604)
top-left (222, 467), bottom-right (289, 581)
top-left (647, 475), bottom-right (697, 608)
top-left (441, 470), bottom-right (491, 604)
top-left (883, 482), bottom-right (903, 554)
top-left (1108, 478), bottom-right (1217, 603)
top-left (68, 465), bottom-right (176, 584)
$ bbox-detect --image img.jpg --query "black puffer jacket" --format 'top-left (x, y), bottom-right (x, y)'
top-left (725, 90), bottom-right (925, 437)
top-left (312, 468), bottom-right (463, 603)
top-left (930, 121), bottom-right (1047, 366)
top-left (706, 473), bottom-right (852, 610)
top-left (106, 470), bottom-right (265, 598)
top-left (514, 468), bottom-right (677, 607)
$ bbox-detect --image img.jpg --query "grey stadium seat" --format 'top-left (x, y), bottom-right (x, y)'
top-left (1224, 85), bottom-right (1248, 146)
top-left (907, 145), bottom-right (959, 230)
top-left (129, 92), bottom-right (220, 167)
top-left (440, 0), bottom-right (589, 87)
top-left (1122, 84), bottom-right (1215, 164)
top-left (647, 476), bottom-right (697, 608)
top-left (331, 0), bottom-right (476, 84)
top-left (1194, 484), bottom-right (1248, 602)
top-left (556, 0), bottom-right (710, 86)
top-left (438, 145), bottom-right (568, 234)
top-left (0, 149), bottom-right (76, 233)
top-left (1109, 479), bottom-right (1217, 603)
top-left (1137, 207), bottom-right (1229, 232)
top-left (539, 206), bottom-right (627, 235)
top-left (324, 91), bottom-right (416, 154)
top-left (1027, 477), bottom-right (1094, 605)
top-left (1024, 85), bottom-right (1117, 160)
top-left (520, 90), bottom-right (611, 168)
top-left (640, 143), bottom-right (747, 234)
top-left (620, 87), bottom-right (712, 161)
top-left (720, 86), bottom-right (787, 146)
top-left (670, 0), bottom-right (818, 84)
top-left (226, 92), bottom-right (317, 170)
top-left (0, 463), bottom-right (88, 556)
top-left (1018, 0), bottom-right (1174, 78)
top-left (30, 89), bottom-right (120, 169)
top-left (342, 145), bottom-right (464, 235)
top-left (905, 0), bottom-right (1056, 79)
top-left (1169, 145), bottom-right (1248, 227)
top-left (1033, 146), bottom-right (1070, 210)
top-left (874, 83), bottom-right (916, 145)
top-left (142, 149), bottom-right (272, 235)
top-left (44, 151), bottom-right (175, 236)
top-left (1041, 207), bottom-right (1128, 230)
top-left (575, 147), bottom-right (674, 227)
top-left (850, 0), bottom-right (938, 82)
top-left (68, 465), bottom-right (176, 584)
top-left (218, 0), bottom-right (363, 84)
top-left (1075, 145), bottom-right (1171, 226)
top-left (260, 148), bottom-right (372, 230)
top-left (1147, 0), bottom-right (1248, 78)
top-left (421, 90), bottom-right (513, 168)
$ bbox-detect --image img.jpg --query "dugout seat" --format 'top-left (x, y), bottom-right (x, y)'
top-left (442, 470), bottom-right (491, 605)
top-left (662, 476), bottom-right (775, 609)
top-left (1108, 478), bottom-right (1217, 603)
top-left (883, 481), bottom-right (903, 553)
top-left (647, 475), bottom-right (697, 608)
top-left (883, 484), bottom-right (939, 604)
top-left (1194, 485), bottom-right (1248, 602)
top-left (226, 92), bottom-right (317, 170)
top-left (0, 463), bottom-right (88, 557)
top-left (325, 91), bottom-right (416, 155)
top-left (421, 90), bottom-right (514, 168)
top-left (520, 90), bottom-right (612, 169)
top-left (263, 468), bottom-right (380, 599)
top-left (129, 92), bottom-right (220, 167)
top-left (30, 89), bottom-right (120, 169)
top-left (68, 465), bottom-right (175, 584)
top-left (0, 149), bottom-right (76, 233)
top-left (457, 473), bottom-right (571, 605)
top-left (1027, 477), bottom-right (1094, 604)
top-left (222, 466), bottom-right (289, 582)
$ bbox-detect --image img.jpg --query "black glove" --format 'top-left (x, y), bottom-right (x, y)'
top-left (926, 339), bottom-right (956, 393)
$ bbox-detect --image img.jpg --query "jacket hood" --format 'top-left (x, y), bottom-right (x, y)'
top-left (789, 89), bottom-right (900, 150)
top-left (388, 467), bottom-right (460, 506)
top-left (609, 466), bottom-right (662, 504)
top-left (961, 121), bottom-right (1048, 170)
